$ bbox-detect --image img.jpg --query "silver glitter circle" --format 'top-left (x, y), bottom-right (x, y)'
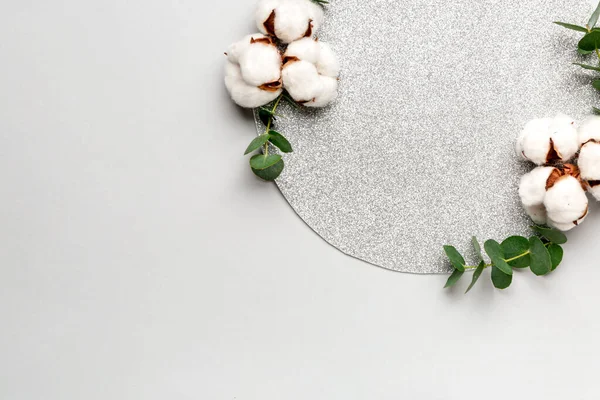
top-left (255, 0), bottom-right (598, 273)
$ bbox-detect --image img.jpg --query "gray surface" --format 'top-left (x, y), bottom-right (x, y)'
top-left (2, 0), bottom-right (600, 399)
top-left (256, 0), bottom-right (596, 273)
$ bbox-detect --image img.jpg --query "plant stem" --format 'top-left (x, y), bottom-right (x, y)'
top-left (263, 94), bottom-right (284, 156)
top-left (463, 251), bottom-right (530, 270)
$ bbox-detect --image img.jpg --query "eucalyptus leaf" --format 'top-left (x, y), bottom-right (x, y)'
top-left (465, 261), bottom-right (485, 294)
top-left (491, 266), bottom-right (512, 290)
top-left (593, 80), bottom-right (600, 91)
top-left (472, 236), bottom-right (484, 261)
top-left (252, 159), bottom-right (284, 181)
top-left (484, 240), bottom-right (512, 276)
top-left (553, 21), bottom-right (588, 32)
top-left (594, 107), bottom-right (600, 115)
top-left (258, 108), bottom-right (275, 126)
top-left (250, 154), bottom-right (282, 170)
top-left (589, 2), bottom-right (600, 29)
top-left (501, 236), bottom-right (531, 268)
top-left (573, 63), bottom-right (600, 72)
top-left (578, 30), bottom-right (600, 52)
top-left (443, 245), bottom-right (466, 272)
top-left (548, 244), bottom-right (564, 271)
top-left (531, 226), bottom-right (567, 245)
top-left (268, 130), bottom-right (293, 153)
top-left (529, 236), bottom-right (552, 276)
top-left (244, 134), bottom-right (270, 155)
top-left (579, 47), bottom-right (594, 55)
top-left (444, 269), bottom-right (464, 289)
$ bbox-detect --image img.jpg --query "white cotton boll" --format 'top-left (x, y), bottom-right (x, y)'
top-left (255, 0), bottom-right (322, 44)
top-left (316, 42), bottom-right (340, 78)
top-left (517, 118), bottom-right (552, 164)
top-left (544, 176), bottom-right (588, 225)
top-left (578, 115), bottom-right (600, 144)
top-left (238, 41), bottom-right (282, 87)
top-left (518, 166), bottom-right (555, 207)
top-left (282, 60), bottom-right (323, 103)
top-left (284, 37), bottom-right (320, 64)
top-left (578, 141), bottom-right (600, 180)
top-left (226, 33), bottom-right (267, 63)
top-left (524, 204), bottom-right (548, 225)
top-left (305, 76), bottom-right (338, 108)
top-left (548, 113), bottom-right (579, 161)
top-left (224, 61), bottom-right (281, 108)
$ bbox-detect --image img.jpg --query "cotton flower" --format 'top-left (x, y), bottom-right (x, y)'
top-left (518, 164), bottom-right (588, 231)
top-left (224, 34), bottom-right (283, 108)
top-left (577, 116), bottom-right (600, 200)
top-left (282, 37), bottom-right (339, 107)
top-left (255, 0), bottom-right (324, 44)
top-left (516, 114), bottom-right (579, 165)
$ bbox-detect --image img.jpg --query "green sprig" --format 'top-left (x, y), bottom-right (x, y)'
top-left (443, 227), bottom-right (567, 292)
top-left (555, 1), bottom-right (600, 112)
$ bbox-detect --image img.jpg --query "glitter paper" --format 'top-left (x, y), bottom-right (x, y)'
top-left (254, 0), bottom-right (597, 273)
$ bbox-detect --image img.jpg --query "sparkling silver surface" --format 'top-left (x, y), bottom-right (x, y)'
top-left (255, 0), bottom-right (598, 273)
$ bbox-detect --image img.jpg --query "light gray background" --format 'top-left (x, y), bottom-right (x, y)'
top-left (1, 1), bottom-right (600, 399)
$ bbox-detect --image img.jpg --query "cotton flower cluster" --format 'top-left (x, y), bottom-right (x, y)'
top-left (224, 0), bottom-right (339, 109)
top-left (516, 114), bottom-right (600, 231)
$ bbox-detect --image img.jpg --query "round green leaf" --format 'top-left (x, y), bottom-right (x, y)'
top-left (548, 244), bottom-right (564, 271)
top-left (244, 134), bottom-right (270, 155)
top-left (501, 236), bottom-right (530, 268)
top-left (250, 154), bottom-right (282, 170)
top-left (268, 130), bottom-right (293, 153)
top-left (579, 31), bottom-right (600, 52)
top-left (529, 236), bottom-right (552, 276)
top-left (484, 240), bottom-right (512, 276)
top-left (531, 226), bottom-right (567, 245)
top-left (444, 269), bottom-right (464, 289)
top-left (251, 159), bottom-right (284, 181)
top-left (491, 265), bottom-right (512, 290)
top-left (443, 245), bottom-right (465, 272)
top-left (258, 108), bottom-right (275, 126)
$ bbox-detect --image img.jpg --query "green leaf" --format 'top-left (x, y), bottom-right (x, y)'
top-left (443, 245), bottom-right (466, 272)
top-left (529, 236), bottom-right (552, 276)
top-left (244, 134), bottom-right (270, 155)
top-left (548, 244), bottom-right (564, 271)
top-left (578, 47), bottom-right (594, 55)
top-left (444, 269), bottom-right (464, 289)
top-left (484, 240), bottom-right (512, 276)
top-left (465, 261), bottom-right (485, 294)
top-left (491, 266), bottom-right (512, 289)
top-left (554, 21), bottom-right (588, 32)
top-left (472, 236), bottom-right (484, 261)
top-left (593, 80), bottom-right (600, 91)
top-left (578, 30), bottom-right (600, 52)
top-left (501, 236), bottom-right (531, 268)
top-left (268, 130), bottom-right (293, 153)
top-left (573, 63), bottom-right (600, 72)
top-left (251, 159), bottom-right (284, 181)
top-left (531, 226), bottom-right (567, 245)
top-left (589, 2), bottom-right (600, 29)
top-left (250, 154), bottom-right (282, 170)
top-left (258, 108), bottom-right (275, 126)
top-left (594, 107), bottom-right (600, 115)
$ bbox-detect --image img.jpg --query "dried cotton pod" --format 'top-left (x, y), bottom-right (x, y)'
top-left (516, 114), bottom-right (579, 165)
top-left (519, 164), bottom-right (589, 231)
top-left (224, 34), bottom-right (283, 108)
top-left (255, 0), bottom-right (324, 44)
top-left (282, 37), bottom-right (340, 107)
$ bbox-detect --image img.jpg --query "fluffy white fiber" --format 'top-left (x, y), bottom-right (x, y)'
top-left (544, 176), bottom-right (588, 231)
top-left (282, 38), bottom-right (340, 107)
top-left (255, 0), bottom-right (324, 44)
top-left (519, 166), bottom-right (555, 207)
top-left (578, 115), bottom-right (600, 145)
top-left (224, 34), bottom-right (282, 108)
top-left (516, 114), bottom-right (578, 165)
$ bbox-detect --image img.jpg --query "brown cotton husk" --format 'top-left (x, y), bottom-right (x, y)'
top-left (282, 56), bottom-right (300, 66)
top-left (263, 10), bottom-right (276, 36)
top-left (545, 163), bottom-right (585, 190)
top-left (303, 19), bottom-right (313, 38)
top-left (545, 138), bottom-right (560, 163)
top-left (258, 79), bottom-right (282, 92)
